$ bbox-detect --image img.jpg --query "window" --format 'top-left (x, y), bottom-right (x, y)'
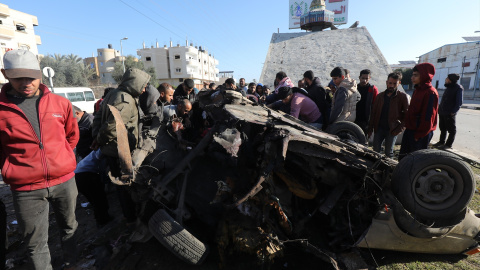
top-left (100, 62), bottom-right (103, 66)
top-left (16, 24), bottom-right (26, 32)
top-left (66, 92), bottom-right (85, 102)
top-left (99, 52), bottom-right (103, 56)
top-left (84, 91), bottom-right (95, 101)
top-left (437, 57), bottom-right (447, 63)
top-left (0, 20), bottom-right (2, 25)
top-left (102, 74), bottom-right (105, 77)
top-left (176, 68), bottom-right (181, 72)
top-left (146, 56), bottom-right (151, 61)
top-left (175, 55), bottom-right (180, 59)
top-left (19, 44), bottom-right (30, 50)
top-left (90, 63), bottom-right (94, 69)
top-left (179, 78), bottom-right (184, 82)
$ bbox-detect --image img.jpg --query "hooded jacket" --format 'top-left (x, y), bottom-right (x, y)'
top-left (404, 63), bottom-right (439, 140)
top-left (0, 83), bottom-right (79, 191)
top-left (330, 78), bottom-right (360, 123)
top-left (93, 68), bottom-right (151, 157)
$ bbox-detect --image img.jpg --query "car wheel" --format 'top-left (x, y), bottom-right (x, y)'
top-left (148, 209), bottom-right (209, 265)
top-left (326, 121), bottom-right (366, 144)
top-left (392, 149), bottom-right (475, 220)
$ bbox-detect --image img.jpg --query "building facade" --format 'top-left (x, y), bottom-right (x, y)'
top-left (418, 42), bottom-right (480, 90)
top-left (83, 44), bottom-right (125, 85)
top-left (0, 4), bottom-right (41, 84)
top-left (137, 41), bottom-right (219, 88)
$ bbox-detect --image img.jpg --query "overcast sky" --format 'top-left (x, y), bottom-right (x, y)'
top-left (9, 0), bottom-right (480, 83)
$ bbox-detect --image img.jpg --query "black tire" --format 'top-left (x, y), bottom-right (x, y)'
top-left (326, 121), bottom-right (366, 144)
top-left (392, 149), bottom-right (475, 220)
top-left (148, 209), bottom-right (209, 265)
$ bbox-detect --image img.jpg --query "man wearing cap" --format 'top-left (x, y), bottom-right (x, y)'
top-left (0, 50), bottom-right (79, 269)
top-left (433, 74), bottom-right (463, 149)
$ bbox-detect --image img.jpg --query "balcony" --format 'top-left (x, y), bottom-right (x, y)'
top-left (0, 27), bottom-right (14, 39)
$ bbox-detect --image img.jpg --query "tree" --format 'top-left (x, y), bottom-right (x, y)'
top-left (394, 68), bottom-right (413, 90)
top-left (40, 53), bottom-right (96, 87)
top-left (112, 55), bottom-right (157, 87)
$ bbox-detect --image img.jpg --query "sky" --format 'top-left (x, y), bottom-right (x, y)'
top-left (7, 0), bottom-right (480, 84)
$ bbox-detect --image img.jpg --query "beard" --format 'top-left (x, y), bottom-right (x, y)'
top-left (386, 87), bottom-right (396, 94)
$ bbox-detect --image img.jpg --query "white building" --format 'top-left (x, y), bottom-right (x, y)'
top-left (390, 61), bottom-right (416, 71)
top-left (0, 4), bottom-right (41, 84)
top-left (418, 41), bottom-right (480, 90)
top-left (137, 41), bottom-right (219, 88)
top-left (84, 44), bottom-right (126, 85)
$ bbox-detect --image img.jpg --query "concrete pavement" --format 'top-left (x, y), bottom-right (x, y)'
top-left (461, 99), bottom-right (480, 110)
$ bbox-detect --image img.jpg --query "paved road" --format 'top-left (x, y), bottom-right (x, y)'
top-left (431, 108), bottom-right (480, 161)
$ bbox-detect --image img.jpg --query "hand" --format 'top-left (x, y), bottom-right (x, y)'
top-left (90, 139), bottom-right (100, 150)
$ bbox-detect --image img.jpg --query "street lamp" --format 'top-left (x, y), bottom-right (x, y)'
top-left (120, 37), bottom-right (128, 73)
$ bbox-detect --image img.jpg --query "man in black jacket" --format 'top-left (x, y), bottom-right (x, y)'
top-left (73, 106), bottom-right (94, 159)
top-left (433, 73), bottom-right (463, 149)
top-left (173, 79), bottom-right (196, 105)
top-left (303, 70), bottom-right (331, 129)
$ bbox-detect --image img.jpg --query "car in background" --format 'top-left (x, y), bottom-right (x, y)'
top-left (52, 87), bottom-right (97, 113)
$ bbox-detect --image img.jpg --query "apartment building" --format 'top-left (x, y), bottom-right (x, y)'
top-left (137, 40), bottom-right (219, 88)
top-left (83, 44), bottom-right (128, 85)
top-left (0, 4), bottom-right (41, 84)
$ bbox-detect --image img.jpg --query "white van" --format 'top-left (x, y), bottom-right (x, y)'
top-left (52, 87), bottom-right (97, 113)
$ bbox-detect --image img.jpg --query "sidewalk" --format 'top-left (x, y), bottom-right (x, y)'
top-left (461, 99), bottom-right (480, 110)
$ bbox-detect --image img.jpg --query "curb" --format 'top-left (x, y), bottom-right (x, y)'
top-left (461, 105), bottom-right (480, 110)
top-left (430, 142), bottom-right (480, 166)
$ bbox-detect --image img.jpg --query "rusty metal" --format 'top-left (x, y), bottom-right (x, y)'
top-left (107, 105), bottom-right (133, 184)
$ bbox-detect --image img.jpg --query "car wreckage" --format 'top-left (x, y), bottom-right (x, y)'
top-left (107, 90), bottom-right (480, 269)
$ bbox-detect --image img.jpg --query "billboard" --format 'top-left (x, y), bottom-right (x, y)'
top-left (289, 0), bottom-right (348, 29)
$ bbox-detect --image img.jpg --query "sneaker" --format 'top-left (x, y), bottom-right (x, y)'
top-left (432, 141), bottom-right (445, 148)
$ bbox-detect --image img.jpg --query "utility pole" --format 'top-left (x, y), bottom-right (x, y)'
top-left (120, 37), bottom-right (128, 74)
top-left (461, 56), bottom-right (466, 80)
top-left (474, 44), bottom-right (480, 99)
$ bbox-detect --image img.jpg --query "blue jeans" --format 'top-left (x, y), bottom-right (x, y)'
top-left (373, 127), bottom-right (397, 158)
top-left (12, 178), bottom-right (78, 270)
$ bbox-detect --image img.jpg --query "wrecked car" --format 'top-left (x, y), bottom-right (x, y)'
top-left (108, 89), bottom-right (479, 269)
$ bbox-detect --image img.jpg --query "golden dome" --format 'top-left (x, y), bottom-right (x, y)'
top-left (309, 0), bottom-right (326, 12)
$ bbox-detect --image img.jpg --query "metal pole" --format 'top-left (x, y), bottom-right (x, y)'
top-left (120, 40), bottom-right (125, 74)
top-left (120, 37), bottom-right (128, 74)
top-left (47, 69), bottom-right (54, 92)
top-left (473, 45), bottom-right (480, 99)
top-left (461, 56), bottom-right (466, 80)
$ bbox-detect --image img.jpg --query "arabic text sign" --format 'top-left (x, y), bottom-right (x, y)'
top-left (289, 0), bottom-right (348, 29)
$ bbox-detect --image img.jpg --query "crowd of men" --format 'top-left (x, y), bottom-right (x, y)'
top-left (0, 49), bottom-right (464, 269)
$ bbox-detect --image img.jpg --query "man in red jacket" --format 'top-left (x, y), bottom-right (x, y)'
top-left (0, 50), bottom-right (79, 269)
top-left (399, 63), bottom-right (439, 160)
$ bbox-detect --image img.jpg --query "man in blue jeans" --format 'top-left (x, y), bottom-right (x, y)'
top-left (0, 50), bottom-right (79, 269)
top-left (368, 72), bottom-right (409, 158)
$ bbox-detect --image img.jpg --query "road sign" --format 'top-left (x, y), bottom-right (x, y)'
top-left (42, 67), bottom-right (55, 78)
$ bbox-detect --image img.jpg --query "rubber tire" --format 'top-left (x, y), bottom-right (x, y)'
top-left (148, 209), bottom-right (209, 265)
top-left (392, 149), bottom-right (475, 220)
top-left (326, 121), bottom-right (366, 144)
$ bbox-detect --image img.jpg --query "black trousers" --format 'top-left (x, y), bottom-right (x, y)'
top-left (438, 114), bottom-right (456, 147)
top-left (75, 172), bottom-right (111, 225)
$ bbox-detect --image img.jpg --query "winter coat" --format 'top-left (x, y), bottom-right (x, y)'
top-left (93, 68), bottom-right (151, 157)
top-left (289, 92), bottom-right (322, 123)
top-left (438, 83), bottom-right (463, 115)
top-left (0, 83), bottom-right (79, 191)
top-left (368, 89), bottom-right (409, 136)
top-left (173, 83), bottom-right (196, 105)
top-left (77, 112), bottom-right (94, 158)
top-left (330, 78), bottom-right (360, 123)
top-left (305, 77), bottom-right (331, 125)
top-left (404, 63), bottom-right (439, 140)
